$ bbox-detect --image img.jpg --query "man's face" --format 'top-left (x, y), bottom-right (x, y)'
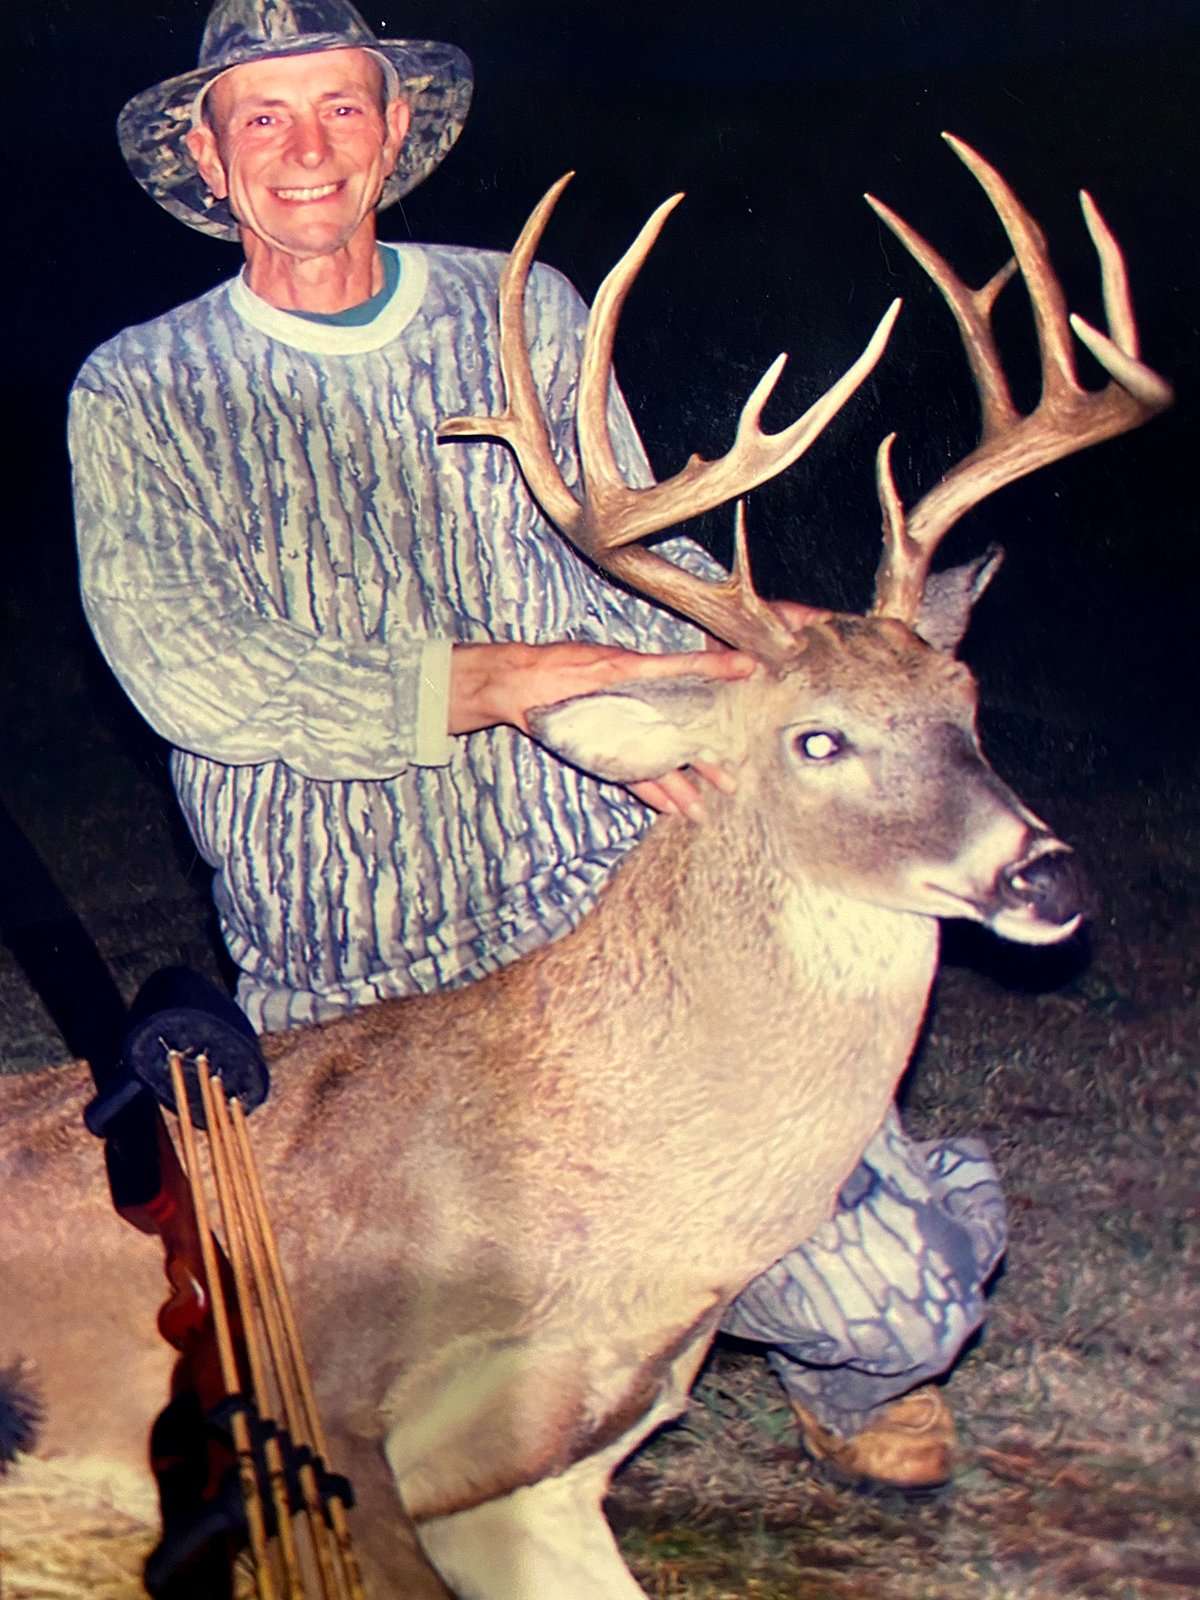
top-left (186, 48), bottom-right (410, 260)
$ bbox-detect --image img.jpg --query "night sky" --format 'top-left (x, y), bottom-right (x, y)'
top-left (3, 0), bottom-right (1198, 1041)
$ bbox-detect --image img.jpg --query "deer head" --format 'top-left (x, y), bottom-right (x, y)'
top-left (441, 135), bottom-right (1170, 950)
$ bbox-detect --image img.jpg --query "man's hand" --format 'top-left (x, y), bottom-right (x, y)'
top-left (449, 641), bottom-right (755, 820)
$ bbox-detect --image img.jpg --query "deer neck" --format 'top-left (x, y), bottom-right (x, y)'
top-left (612, 803), bottom-right (939, 1003)
top-left (566, 807), bottom-right (941, 1264)
top-left (580, 805), bottom-right (940, 1112)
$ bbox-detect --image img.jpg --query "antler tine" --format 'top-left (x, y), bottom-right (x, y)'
top-left (577, 215), bottom-right (903, 552)
top-left (864, 192), bottom-right (1021, 439)
top-left (865, 133), bottom-right (1173, 626)
top-left (575, 192), bottom-right (686, 523)
top-left (1078, 188), bottom-right (1138, 357)
top-left (582, 294), bottom-right (902, 551)
top-left (440, 171), bottom-right (585, 536)
top-left (1072, 189), bottom-right (1172, 407)
top-left (441, 176), bottom-right (901, 667)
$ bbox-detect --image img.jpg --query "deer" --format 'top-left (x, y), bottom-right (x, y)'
top-left (0, 135), bottom-right (1170, 1599)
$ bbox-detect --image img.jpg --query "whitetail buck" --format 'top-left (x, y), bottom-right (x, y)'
top-left (0, 136), bottom-right (1170, 1598)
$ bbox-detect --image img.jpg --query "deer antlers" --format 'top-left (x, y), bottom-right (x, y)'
top-left (866, 132), bottom-right (1173, 625)
top-left (440, 173), bottom-right (900, 669)
top-left (442, 141), bottom-right (1171, 663)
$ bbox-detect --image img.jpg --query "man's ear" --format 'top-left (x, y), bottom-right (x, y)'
top-left (383, 97), bottom-right (411, 172)
top-left (184, 124), bottom-right (229, 200)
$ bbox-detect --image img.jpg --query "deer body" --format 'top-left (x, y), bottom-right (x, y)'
top-left (263, 839), bottom-right (936, 1518)
top-left (1, 623), bottom-right (1079, 1597)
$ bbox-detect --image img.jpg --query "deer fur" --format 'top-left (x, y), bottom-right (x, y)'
top-left (0, 608), bottom-right (1084, 1599)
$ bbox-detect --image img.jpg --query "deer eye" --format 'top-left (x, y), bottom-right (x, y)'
top-left (794, 729), bottom-right (844, 761)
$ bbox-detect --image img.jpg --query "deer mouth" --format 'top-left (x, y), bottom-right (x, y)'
top-left (922, 841), bottom-right (1089, 945)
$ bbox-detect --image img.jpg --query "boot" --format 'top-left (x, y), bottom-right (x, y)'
top-left (790, 1384), bottom-right (956, 1491)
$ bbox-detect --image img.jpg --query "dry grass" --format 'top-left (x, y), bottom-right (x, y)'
top-left (0, 1459), bottom-right (156, 1600)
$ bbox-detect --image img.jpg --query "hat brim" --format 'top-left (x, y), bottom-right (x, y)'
top-left (117, 37), bottom-right (473, 241)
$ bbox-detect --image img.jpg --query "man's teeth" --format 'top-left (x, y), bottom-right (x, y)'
top-left (274, 183), bottom-right (340, 201)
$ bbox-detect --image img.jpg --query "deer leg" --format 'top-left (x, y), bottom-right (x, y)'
top-left (320, 1426), bottom-right (454, 1600)
top-left (403, 1335), bottom-right (712, 1600)
top-left (415, 1447), bottom-right (647, 1600)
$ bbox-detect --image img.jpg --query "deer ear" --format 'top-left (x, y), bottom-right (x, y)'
top-left (527, 676), bottom-right (729, 782)
top-left (914, 545), bottom-right (1004, 653)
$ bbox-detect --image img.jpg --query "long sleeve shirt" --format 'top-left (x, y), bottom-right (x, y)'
top-left (70, 242), bottom-right (717, 1031)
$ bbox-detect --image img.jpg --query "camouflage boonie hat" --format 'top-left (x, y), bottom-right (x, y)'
top-left (117, 0), bottom-right (473, 241)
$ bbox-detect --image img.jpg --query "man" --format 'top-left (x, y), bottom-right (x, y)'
top-left (71, 0), bottom-right (1005, 1495)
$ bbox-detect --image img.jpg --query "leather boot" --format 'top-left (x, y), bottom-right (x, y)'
top-left (790, 1384), bottom-right (956, 1491)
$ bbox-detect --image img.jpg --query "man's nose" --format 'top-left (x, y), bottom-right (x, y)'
top-left (289, 111), bottom-right (331, 167)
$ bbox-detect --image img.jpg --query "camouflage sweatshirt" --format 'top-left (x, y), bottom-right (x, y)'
top-left (70, 243), bottom-right (713, 1031)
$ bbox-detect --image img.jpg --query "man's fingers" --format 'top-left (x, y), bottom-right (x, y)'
top-left (627, 648), bottom-right (755, 682)
top-left (628, 778), bottom-right (684, 816)
top-left (689, 759), bottom-right (737, 796)
top-left (629, 771), bottom-right (712, 822)
top-left (658, 771), bottom-right (706, 820)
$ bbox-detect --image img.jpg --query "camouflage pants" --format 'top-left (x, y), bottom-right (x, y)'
top-left (719, 1108), bottom-right (1007, 1437)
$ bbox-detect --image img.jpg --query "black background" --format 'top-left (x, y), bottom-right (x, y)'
top-left (3, 0), bottom-right (1197, 1022)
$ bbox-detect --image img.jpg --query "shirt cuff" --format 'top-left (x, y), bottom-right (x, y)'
top-left (412, 638), bottom-right (454, 766)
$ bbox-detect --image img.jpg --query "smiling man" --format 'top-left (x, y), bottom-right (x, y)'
top-left (187, 48), bottom-right (411, 305)
top-left (70, 0), bottom-right (1007, 1519)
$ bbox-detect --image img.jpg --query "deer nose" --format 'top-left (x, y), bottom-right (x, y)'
top-left (999, 844), bottom-right (1091, 928)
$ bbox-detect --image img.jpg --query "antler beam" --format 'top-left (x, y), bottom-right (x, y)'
top-left (441, 173), bottom-right (900, 669)
top-left (865, 132), bottom-right (1173, 625)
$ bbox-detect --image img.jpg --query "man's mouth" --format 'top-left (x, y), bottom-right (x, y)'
top-left (272, 182), bottom-right (343, 202)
